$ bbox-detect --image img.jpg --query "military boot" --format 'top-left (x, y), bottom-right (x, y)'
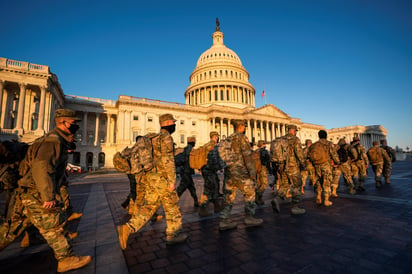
top-left (244, 214), bottom-right (263, 227)
top-left (291, 205), bottom-right (306, 215)
top-left (324, 195), bottom-right (333, 207)
top-left (57, 255), bottom-right (92, 273)
top-left (315, 190), bottom-right (322, 205)
top-left (166, 232), bottom-right (189, 245)
top-left (67, 212), bottom-right (83, 222)
top-left (348, 187), bottom-right (356, 195)
top-left (376, 180), bottom-right (382, 188)
top-left (271, 196), bottom-right (281, 213)
top-left (117, 224), bottom-right (131, 250)
top-left (331, 186), bottom-right (338, 197)
top-left (385, 178), bottom-right (391, 184)
top-left (198, 204), bottom-right (213, 217)
top-left (219, 219), bottom-right (237, 231)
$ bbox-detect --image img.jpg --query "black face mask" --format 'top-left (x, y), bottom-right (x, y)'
top-left (67, 123), bottom-right (80, 134)
top-left (188, 142), bottom-right (195, 147)
top-left (162, 124), bottom-right (176, 134)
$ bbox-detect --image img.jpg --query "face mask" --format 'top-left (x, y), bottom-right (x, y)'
top-left (188, 142), bottom-right (195, 147)
top-left (67, 123), bottom-right (80, 134)
top-left (162, 124), bottom-right (176, 134)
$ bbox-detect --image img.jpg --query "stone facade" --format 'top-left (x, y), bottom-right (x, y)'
top-left (0, 24), bottom-right (387, 169)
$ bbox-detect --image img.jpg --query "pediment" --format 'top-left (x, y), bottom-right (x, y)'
top-left (251, 104), bottom-right (289, 119)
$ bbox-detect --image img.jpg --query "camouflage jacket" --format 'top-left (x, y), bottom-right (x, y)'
top-left (18, 128), bottom-right (73, 202)
top-left (151, 128), bottom-right (176, 183)
top-left (203, 141), bottom-right (225, 172)
top-left (229, 131), bottom-right (256, 179)
top-left (354, 143), bottom-right (369, 166)
top-left (381, 145), bottom-right (396, 162)
top-left (182, 143), bottom-right (195, 174)
top-left (367, 146), bottom-right (391, 165)
top-left (283, 133), bottom-right (305, 170)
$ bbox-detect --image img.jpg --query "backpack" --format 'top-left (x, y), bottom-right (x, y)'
top-left (337, 145), bottom-right (349, 163)
top-left (367, 147), bottom-right (383, 164)
top-left (113, 134), bottom-right (156, 174)
top-left (252, 150), bottom-right (262, 173)
top-left (270, 137), bottom-right (288, 163)
top-left (217, 138), bottom-right (238, 168)
top-left (189, 145), bottom-right (213, 170)
top-left (308, 141), bottom-right (329, 165)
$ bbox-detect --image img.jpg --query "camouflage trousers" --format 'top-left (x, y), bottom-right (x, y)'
top-left (332, 162), bottom-right (355, 190)
top-left (220, 175), bottom-right (256, 219)
top-left (371, 163), bottom-right (384, 183)
top-left (352, 161), bottom-right (368, 187)
top-left (127, 171), bottom-right (183, 238)
top-left (383, 162), bottom-right (392, 181)
top-left (313, 162), bottom-right (333, 197)
top-left (0, 189), bottom-right (71, 260)
top-left (200, 169), bottom-right (220, 206)
top-left (331, 166), bottom-right (342, 189)
top-left (301, 165), bottom-right (315, 187)
top-left (256, 166), bottom-right (268, 195)
top-left (276, 168), bottom-right (303, 204)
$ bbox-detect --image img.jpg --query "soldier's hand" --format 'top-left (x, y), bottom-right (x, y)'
top-left (167, 183), bottom-right (175, 192)
top-left (43, 200), bottom-right (56, 209)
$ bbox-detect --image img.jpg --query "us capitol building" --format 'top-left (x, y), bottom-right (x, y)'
top-left (0, 22), bottom-right (387, 170)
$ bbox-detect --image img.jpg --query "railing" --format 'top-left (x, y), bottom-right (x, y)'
top-left (119, 95), bottom-right (187, 107)
top-left (0, 57), bottom-right (49, 74)
top-left (65, 94), bottom-right (117, 106)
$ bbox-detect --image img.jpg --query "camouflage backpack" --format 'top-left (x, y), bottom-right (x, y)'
top-left (217, 138), bottom-right (239, 168)
top-left (113, 134), bottom-right (157, 174)
top-left (308, 141), bottom-right (329, 165)
top-left (367, 147), bottom-right (383, 164)
top-left (252, 150), bottom-right (262, 173)
top-left (270, 137), bottom-right (289, 163)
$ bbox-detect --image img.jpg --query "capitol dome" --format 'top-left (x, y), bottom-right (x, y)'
top-left (185, 20), bottom-right (256, 109)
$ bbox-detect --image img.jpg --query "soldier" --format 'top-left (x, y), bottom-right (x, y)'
top-left (271, 124), bottom-right (306, 215)
top-left (301, 139), bottom-right (315, 194)
top-left (198, 131), bottom-right (226, 217)
top-left (0, 109), bottom-right (91, 272)
top-left (255, 140), bottom-right (269, 205)
top-left (309, 130), bottom-right (340, 207)
top-left (351, 136), bottom-right (369, 191)
top-left (176, 136), bottom-right (199, 207)
top-left (218, 119), bottom-right (263, 231)
top-left (368, 141), bottom-right (391, 188)
top-left (331, 143), bottom-right (342, 197)
top-left (380, 139), bottom-right (396, 184)
top-left (117, 113), bottom-right (188, 249)
top-left (334, 138), bottom-right (357, 195)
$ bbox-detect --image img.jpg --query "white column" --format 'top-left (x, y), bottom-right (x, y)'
top-left (271, 123), bottom-right (275, 141)
top-left (94, 113), bottom-right (100, 146)
top-left (220, 119), bottom-right (223, 138)
top-left (247, 119), bottom-right (251, 141)
top-left (265, 121), bottom-right (269, 142)
top-left (82, 112), bottom-right (88, 145)
top-left (106, 114), bottom-right (111, 144)
top-left (253, 120), bottom-right (256, 143)
top-left (227, 119), bottom-right (230, 137)
top-left (16, 83), bottom-right (26, 130)
top-left (0, 81), bottom-right (3, 128)
top-left (36, 85), bottom-right (47, 133)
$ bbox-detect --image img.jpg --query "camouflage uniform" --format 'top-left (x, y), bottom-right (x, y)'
top-left (219, 120), bottom-right (262, 229)
top-left (125, 128), bottom-right (184, 239)
top-left (0, 128), bottom-right (74, 260)
top-left (310, 138), bottom-right (340, 206)
top-left (367, 143), bottom-right (391, 187)
top-left (301, 141), bottom-right (315, 192)
top-left (334, 139), bottom-right (357, 194)
top-left (176, 139), bottom-right (198, 206)
top-left (275, 133), bottom-right (305, 205)
top-left (200, 141), bottom-right (225, 209)
top-left (351, 139), bottom-right (369, 191)
top-left (381, 141), bottom-right (396, 183)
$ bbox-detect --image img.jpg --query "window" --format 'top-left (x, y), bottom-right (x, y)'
top-left (148, 117), bottom-right (153, 122)
top-left (180, 134), bottom-right (185, 144)
top-left (133, 115), bottom-right (139, 121)
top-left (180, 120), bottom-right (184, 125)
top-left (192, 121), bottom-right (196, 126)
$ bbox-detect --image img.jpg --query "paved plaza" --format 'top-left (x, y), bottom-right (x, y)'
top-left (1, 160), bottom-right (412, 273)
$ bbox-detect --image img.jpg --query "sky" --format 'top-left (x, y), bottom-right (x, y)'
top-left (1, 0), bottom-right (411, 150)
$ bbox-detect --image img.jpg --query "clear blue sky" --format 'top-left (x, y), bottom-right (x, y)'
top-left (1, 0), bottom-right (411, 150)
